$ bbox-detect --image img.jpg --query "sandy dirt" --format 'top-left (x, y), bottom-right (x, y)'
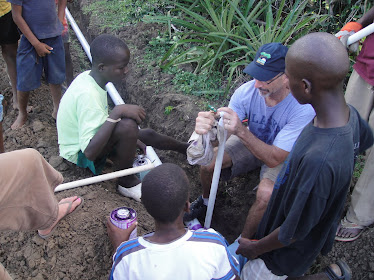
top-left (0, 1), bottom-right (373, 279)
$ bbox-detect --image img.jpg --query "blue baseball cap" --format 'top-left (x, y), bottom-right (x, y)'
top-left (243, 43), bottom-right (288, 81)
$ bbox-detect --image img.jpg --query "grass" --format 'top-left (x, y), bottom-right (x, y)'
top-left (144, 34), bottom-right (225, 100)
top-left (82, 0), bottom-right (167, 31)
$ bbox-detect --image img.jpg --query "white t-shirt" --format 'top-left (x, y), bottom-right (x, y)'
top-left (229, 80), bottom-right (315, 152)
top-left (109, 229), bottom-right (239, 280)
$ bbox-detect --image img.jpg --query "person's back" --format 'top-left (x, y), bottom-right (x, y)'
top-left (108, 163), bottom-right (239, 280)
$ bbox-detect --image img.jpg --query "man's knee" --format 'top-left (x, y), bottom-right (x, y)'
top-left (256, 178), bottom-right (275, 204)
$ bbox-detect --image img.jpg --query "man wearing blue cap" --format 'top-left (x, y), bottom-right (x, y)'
top-left (185, 43), bottom-right (315, 239)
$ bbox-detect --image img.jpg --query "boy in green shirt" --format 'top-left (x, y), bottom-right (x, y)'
top-left (57, 34), bottom-right (188, 202)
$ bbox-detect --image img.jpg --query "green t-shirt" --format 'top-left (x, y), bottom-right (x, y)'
top-left (57, 71), bottom-right (108, 164)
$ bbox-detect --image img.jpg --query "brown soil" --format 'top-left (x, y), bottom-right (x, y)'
top-left (0, 1), bottom-right (373, 279)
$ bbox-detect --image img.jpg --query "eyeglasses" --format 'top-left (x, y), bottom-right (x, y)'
top-left (265, 72), bottom-right (284, 84)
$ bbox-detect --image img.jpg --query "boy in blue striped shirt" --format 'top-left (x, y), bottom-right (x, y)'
top-left (107, 163), bottom-right (239, 280)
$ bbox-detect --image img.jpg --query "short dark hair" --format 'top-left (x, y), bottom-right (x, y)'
top-left (90, 34), bottom-right (129, 66)
top-left (142, 163), bottom-right (189, 223)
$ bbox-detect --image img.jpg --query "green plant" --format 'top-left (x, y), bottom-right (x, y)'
top-left (83, 0), bottom-right (167, 31)
top-left (144, 0), bottom-right (328, 93)
top-left (164, 105), bottom-right (175, 115)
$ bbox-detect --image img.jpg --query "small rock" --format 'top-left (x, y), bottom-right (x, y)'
top-left (32, 235), bottom-right (44, 246)
top-left (369, 262), bottom-right (374, 271)
top-left (49, 156), bottom-right (63, 168)
top-left (32, 120), bottom-right (44, 132)
top-left (31, 273), bottom-right (44, 280)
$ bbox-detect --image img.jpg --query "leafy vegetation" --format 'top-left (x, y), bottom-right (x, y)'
top-left (144, 0), bottom-right (329, 93)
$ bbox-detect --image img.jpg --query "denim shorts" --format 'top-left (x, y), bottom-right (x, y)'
top-left (0, 95), bottom-right (3, 122)
top-left (16, 35), bottom-right (65, 91)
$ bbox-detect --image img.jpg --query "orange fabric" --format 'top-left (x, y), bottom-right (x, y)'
top-left (341, 22), bottom-right (363, 33)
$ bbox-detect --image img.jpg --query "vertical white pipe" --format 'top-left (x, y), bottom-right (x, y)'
top-left (65, 7), bottom-right (162, 166)
top-left (204, 113), bottom-right (226, 229)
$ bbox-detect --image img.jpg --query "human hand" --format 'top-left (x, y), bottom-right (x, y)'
top-left (236, 238), bottom-right (260, 260)
top-left (195, 111), bottom-right (218, 135)
top-left (217, 107), bottom-right (243, 135)
top-left (335, 22), bottom-right (362, 53)
top-left (106, 217), bottom-right (137, 250)
top-left (34, 42), bottom-right (53, 57)
top-left (112, 104), bottom-right (146, 124)
top-left (136, 139), bottom-right (147, 155)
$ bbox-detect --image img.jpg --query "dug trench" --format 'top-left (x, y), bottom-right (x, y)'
top-left (0, 1), bottom-right (373, 279)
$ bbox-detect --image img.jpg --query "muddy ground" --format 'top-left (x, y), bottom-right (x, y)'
top-left (0, 1), bottom-right (373, 279)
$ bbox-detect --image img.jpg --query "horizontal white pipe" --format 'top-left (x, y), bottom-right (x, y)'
top-left (65, 7), bottom-right (162, 167)
top-left (55, 163), bottom-right (155, 192)
top-left (347, 22), bottom-right (374, 45)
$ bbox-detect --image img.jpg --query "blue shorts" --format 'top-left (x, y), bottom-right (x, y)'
top-left (0, 95), bottom-right (3, 122)
top-left (16, 35), bottom-right (65, 91)
top-left (76, 151), bottom-right (107, 175)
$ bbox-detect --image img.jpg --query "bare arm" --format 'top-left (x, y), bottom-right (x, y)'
top-left (236, 227), bottom-right (294, 260)
top-left (84, 104), bottom-right (146, 161)
top-left (218, 107), bottom-right (289, 168)
top-left (57, 0), bottom-right (67, 23)
top-left (358, 6), bottom-right (374, 28)
top-left (11, 4), bottom-right (52, 57)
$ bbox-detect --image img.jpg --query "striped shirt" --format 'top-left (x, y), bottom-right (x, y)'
top-left (109, 229), bottom-right (239, 280)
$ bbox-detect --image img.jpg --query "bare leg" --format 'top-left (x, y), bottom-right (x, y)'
top-left (200, 149), bottom-right (233, 198)
top-left (64, 42), bottom-right (74, 86)
top-left (241, 178), bottom-right (274, 239)
top-left (1, 43), bottom-right (18, 109)
top-left (100, 118), bottom-right (140, 188)
top-left (11, 90), bottom-right (29, 130)
top-left (138, 128), bottom-right (189, 155)
top-left (49, 83), bottom-right (62, 119)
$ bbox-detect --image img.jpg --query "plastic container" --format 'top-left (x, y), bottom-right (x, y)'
top-left (110, 207), bottom-right (137, 240)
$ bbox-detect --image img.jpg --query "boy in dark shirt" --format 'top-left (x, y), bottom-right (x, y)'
top-left (235, 33), bottom-right (373, 279)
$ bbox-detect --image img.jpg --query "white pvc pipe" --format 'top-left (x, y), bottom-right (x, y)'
top-left (55, 163), bottom-right (154, 192)
top-left (65, 7), bottom-right (162, 167)
top-left (347, 22), bottom-right (374, 45)
top-left (204, 113), bottom-right (227, 229)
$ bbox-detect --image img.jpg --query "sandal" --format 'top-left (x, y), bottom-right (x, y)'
top-left (335, 216), bottom-right (365, 242)
top-left (38, 196), bottom-right (84, 239)
top-left (324, 260), bottom-right (351, 280)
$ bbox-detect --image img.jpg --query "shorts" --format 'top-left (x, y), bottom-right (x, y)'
top-left (222, 135), bottom-right (283, 182)
top-left (0, 11), bottom-right (20, 45)
top-left (241, 259), bottom-right (287, 280)
top-left (0, 95), bottom-right (3, 122)
top-left (16, 35), bottom-right (65, 91)
top-left (77, 151), bottom-right (107, 175)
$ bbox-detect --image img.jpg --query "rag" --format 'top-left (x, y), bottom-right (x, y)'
top-left (187, 119), bottom-right (227, 166)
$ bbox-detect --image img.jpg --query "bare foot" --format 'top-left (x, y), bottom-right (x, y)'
top-left (12, 94), bottom-right (17, 110)
top-left (11, 113), bottom-right (27, 130)
top-left (38, 196), bottom-right (82, 237)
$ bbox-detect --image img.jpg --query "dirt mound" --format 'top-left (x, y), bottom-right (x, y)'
top-left (0, 1), bottom-right (373, 279)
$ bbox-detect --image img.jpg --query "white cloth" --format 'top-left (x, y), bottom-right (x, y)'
top-left (109, 228), bottom-right (239, 280)
top-left (187, 119), bottom-right (226, 166)
top-left (241, 258), bottom-right (287, 280)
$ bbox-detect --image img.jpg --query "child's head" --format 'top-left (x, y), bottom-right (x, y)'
top-left (142, 163), bottom-right (189, 224)
top-left (285, 32), bottom-right (349, 104)
top-left (90, 34), bottom-right (130, 83)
